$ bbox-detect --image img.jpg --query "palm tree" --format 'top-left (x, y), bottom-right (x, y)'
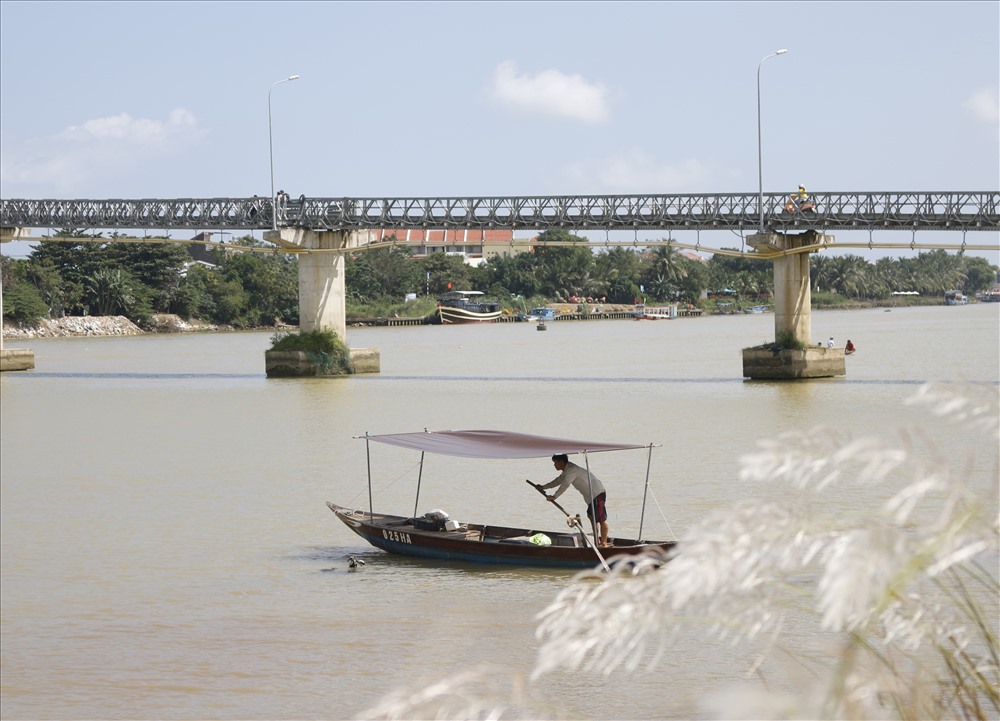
top-left (649, 245), bottom-right (687, 286)
top-left (828, 255), bottom-right (870, 299)
top-left (85, 268), bottom-right (135, 316)
top-left (810, 255), bottom-right (834, 293)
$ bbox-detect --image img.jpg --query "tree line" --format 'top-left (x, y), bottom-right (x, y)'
top-left (2, 228), bottom-right (995, 327)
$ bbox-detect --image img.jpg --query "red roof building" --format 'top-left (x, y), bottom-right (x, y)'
top-left (364, 228), bottom-right (529, 266)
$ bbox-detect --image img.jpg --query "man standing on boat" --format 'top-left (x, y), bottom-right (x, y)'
top-left (539, 454), bottom-right (610, 547)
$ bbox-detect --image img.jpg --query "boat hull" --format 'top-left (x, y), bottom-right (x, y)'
top-left (438, 306), bottom-right (503, 324)
top-left (632, 305), bottom-right (676, 320)
top-left (328, 503), bottom-right (674, 569)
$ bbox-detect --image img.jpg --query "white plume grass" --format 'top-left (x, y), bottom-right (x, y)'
top-left (534, 382), bottom-right (999, 720)
top-left (357, 383), bottom-right (999, 720)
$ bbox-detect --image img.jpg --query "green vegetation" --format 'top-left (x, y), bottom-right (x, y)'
top-left (269, 329), bottom-right (353, 374)
top-left (775, 328), bottom-right (808, 350)
top-left (745, 329), bottom-right (809, 353)
top-left (2, 231), bottom-right (995, 329)
top-left (1, 233), bottom-right (298, 329)
top-left (344, 295), bottom-right (438, 320)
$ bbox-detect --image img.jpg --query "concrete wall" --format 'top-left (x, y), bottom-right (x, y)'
top-left (742, 346), bottom-right (845, 379)
top-left (264, 348), bottom-right (381, 377)
top-left (0, 349), bottom-right (35, 371)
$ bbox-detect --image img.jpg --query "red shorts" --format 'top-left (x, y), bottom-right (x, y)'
top-left (586, 493), bottom-right (608, 523)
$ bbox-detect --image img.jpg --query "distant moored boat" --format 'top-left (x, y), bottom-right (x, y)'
top-left (436, 291), bottom-right (503, 324)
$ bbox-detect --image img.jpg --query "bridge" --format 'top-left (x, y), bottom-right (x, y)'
top-left (2, 191), bottom-right (998, 378)
top-left (2, 191), bottom-right (997, 233)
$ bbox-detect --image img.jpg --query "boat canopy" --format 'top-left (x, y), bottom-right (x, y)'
top-left (361, 430), bottom-right (646, 459)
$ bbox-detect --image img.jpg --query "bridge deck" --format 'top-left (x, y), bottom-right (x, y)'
top-left (2, 192), bottom-right (997, 233)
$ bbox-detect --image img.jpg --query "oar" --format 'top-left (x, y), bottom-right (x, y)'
top-left (525, 480), bottom-right (610, 571)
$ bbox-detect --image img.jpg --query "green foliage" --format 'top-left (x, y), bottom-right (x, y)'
top-left (8, 231), bottom-right (996, 329)
top-left (345, 296), bottom-right (438, 319)
top-left (963, 255), bottom-right (997, 294)
top-left (3, 281), bottom-right (49, 323)
top-left (418, 252), bottom-right (473, 295)
top-left (2, 257), bottom-right (49, 323)
top-left (810, 250), bottom-right (996, 299)
top-left (707, 250), bottom-right (773, 300)
top-left (775, 328), bottom-right (807, 350)
top-left (594, 247), bottom-right (642, 303)
top-left (532, 230), bottom-right (601, 299)
top-left (269, 329), bottom-right (353, 374)
top-left (104, 239), bottom-right (189, 312)
top-left (85, 268), bottom-right (134, 316)
top-left (473, 252), bottom-right (542, 298)
top-left (346, 244), bottom-right (422, 303)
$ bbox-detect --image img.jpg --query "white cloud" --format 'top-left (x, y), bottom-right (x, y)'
top-left (58, 108), bottom-right (198, 144)
top-left (490, 61), bottom-right (609, 124)
top-left (964, 86), bottom-right (999, 124)
top-left (1, 108), bottom-right (204, 195)
top-left (562, 150), bottom-right (736, 193)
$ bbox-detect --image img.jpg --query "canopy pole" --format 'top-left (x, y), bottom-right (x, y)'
top-left (365, 433), bottom-right (374, 520)
top-left (413, 451), bottom-right (425, 520)
top-left (582, 452), bottom-right (599, 545)
top-left (638, 444), bottom-right (654, 540)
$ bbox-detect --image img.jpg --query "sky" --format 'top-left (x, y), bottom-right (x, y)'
top-left (0, 0), bottom-right (997, 262)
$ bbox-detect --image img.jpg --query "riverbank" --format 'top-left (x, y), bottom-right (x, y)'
top-left (0, 296), bottom-right (970, 340)
top-left (2, 314), bottom-right (225, 340)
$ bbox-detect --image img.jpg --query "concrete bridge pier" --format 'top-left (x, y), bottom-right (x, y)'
top-left (742, 230), bottom-right (845, 380)
top-left (0, 227), bottom-right (36, 371)
top-left (263, 228), bottom-right (379, 375)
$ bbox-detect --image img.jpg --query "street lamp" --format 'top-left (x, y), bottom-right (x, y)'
top-left (268, 74), bottom-right (300, 229)
top-left (757, 49), bottom-right (787, 231)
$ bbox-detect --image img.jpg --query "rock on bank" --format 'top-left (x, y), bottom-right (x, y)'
top-left (2, 314), bottom-right (220, 339)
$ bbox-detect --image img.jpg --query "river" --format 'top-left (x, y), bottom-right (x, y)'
top-left (1, 304), bottom-right (997, 720)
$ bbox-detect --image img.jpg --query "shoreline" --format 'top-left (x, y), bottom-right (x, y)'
top-left (1, 314), bottom-right (252, 340)
top-left (1, 298), bottom-right (973, 341)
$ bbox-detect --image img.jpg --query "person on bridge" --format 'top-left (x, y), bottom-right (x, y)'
top-left (276, 190), bottom-right (289, 221)
top-left (785, 185), bottom-right (816, 213)
top-left (538, 454), bottom-right (610, 547)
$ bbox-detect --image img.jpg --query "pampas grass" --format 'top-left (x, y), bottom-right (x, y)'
top-left (358, 382), bottom-right (999, 720)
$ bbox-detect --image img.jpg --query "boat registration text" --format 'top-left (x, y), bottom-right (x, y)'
top-left (383, 529), bottom-right (412, 544)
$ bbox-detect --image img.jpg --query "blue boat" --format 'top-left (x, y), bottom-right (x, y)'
top-left (519, 307), bottom-right (556, 322)
top-left (945, 290), bottom-right (969, 305)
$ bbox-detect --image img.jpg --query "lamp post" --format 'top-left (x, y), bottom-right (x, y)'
top-left (268, 74), bottom-right (300, 229)
top-left (757, 50), bottom-right (787, 231)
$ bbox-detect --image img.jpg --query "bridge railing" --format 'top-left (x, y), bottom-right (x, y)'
top-left (2, 192), bottom-right (997, 233)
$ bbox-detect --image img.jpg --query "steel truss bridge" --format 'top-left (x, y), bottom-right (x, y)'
top-left (2, 192), bottom-right (998, 234)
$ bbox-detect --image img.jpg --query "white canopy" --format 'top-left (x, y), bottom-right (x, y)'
top-left (361, 430), bottom-right (646, 459)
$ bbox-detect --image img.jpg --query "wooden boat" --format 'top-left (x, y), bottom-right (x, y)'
top-left (436, 291), bottom-right (502, 324)
top-left (633, 303), bottom-right (677, 320)
top-left (945, 289), bottom-right (969, 306)
top-left (328, 429), bottom-right (677, 570)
